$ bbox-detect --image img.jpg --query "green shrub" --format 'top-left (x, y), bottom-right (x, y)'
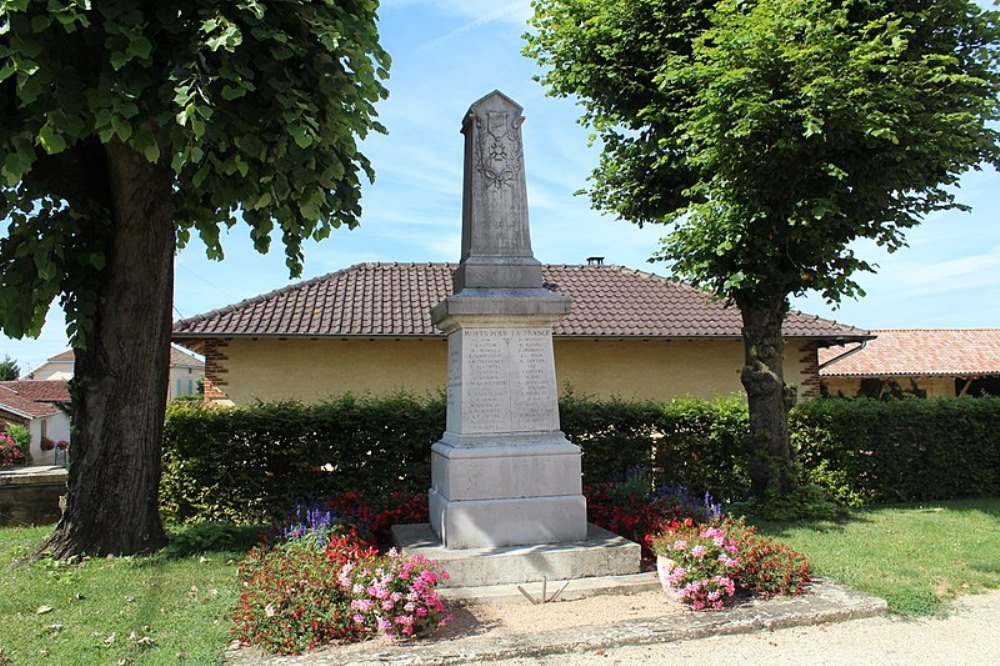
top-left (3, 422), bottom-right (30, 458)
top-left (161, 394), bottom-right (444, 524)
top-left (165, 521), bottom-right (266, 558)
top-left (793, 397), bottom-right (1000, 503)
top-left (161, 393), bottom-right (1000, 524)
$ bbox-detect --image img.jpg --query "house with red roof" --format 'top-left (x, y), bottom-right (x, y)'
top-left (0, 380), bottom-right (71, 466)
top-left (819, 329), bottom-right (1000, 398)
top-left (173, 262), bottom-right (870, 405)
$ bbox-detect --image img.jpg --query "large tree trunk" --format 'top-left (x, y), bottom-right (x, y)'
top-left (46, 142), bottom-right (174, 557)
top-left (738, 295), bottom-right (798, 502)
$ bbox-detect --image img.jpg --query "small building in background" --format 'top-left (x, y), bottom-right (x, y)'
top-left (27, 345), bottom-right (205, 401)
top-left (0, 380), bottom-right (71, 465)
top-left (819, 329), bottom-right (1000, 398)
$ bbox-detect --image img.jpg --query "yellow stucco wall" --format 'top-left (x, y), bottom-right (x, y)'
top-left (215, 337), bottom-right (817, 404)
top-left (822, 376), bottom-right (957, 398)
top-left (220, 338), bottom-right (449, 403)
top-left (554, 339), bottom-right (813, 401)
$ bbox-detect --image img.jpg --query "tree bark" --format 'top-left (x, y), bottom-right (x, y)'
top-left (45, 141), bottom-right (173, 557)
top-left (738, 294), bottom-right (798, 503)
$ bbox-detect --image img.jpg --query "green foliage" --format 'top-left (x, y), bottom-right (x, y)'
top-left (164, 520), bottom-right (264, 558)
top-left (526, 0), bottom-right (1000, 503)
top-left (3, 421), bottom-right (30, 455)
top-left (731, 482), bottom-right (849, 522)
top-left (561, 393), bottom-right (751, 500)
top-left (793, 396), bottom-right (1000, 503)
top-left (161, 394), bottom-right (445, 524)
top-left (161, 394), bottom-right (1000, 524)
top-left (0, 355), bottom-right (19, 380)
top-left (0, 0), bottom-right (390, 343)
top-left (526, 0), bottom-right (1000, 305)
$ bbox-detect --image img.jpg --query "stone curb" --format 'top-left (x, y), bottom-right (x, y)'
top-left (228, 579), bottom-right (888, 665)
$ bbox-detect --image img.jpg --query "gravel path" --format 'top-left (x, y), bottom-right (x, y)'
top-left (494, 589), bottom-right (1000, 666)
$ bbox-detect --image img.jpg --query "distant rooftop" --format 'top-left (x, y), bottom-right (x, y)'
top-left (819, 329), bottom-right (1000, 377)
top-left (0, 380), bottom-right (69, 419)
top-left (43, 346), bottom-right (203, 368)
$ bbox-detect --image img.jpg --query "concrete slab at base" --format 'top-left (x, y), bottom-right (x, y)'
top-left (393, 522), bottom-right (640, 588)
top-left (440, 571), bottom-right (660, 605)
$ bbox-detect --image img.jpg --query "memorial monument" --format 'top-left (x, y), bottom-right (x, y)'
top-left (428, 90), bottom-right (587, 549)
top-left (395, 91), bottom-right (640, 588)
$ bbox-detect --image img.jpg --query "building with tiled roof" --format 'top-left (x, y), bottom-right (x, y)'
top-left (0, 380), bottom-right (72, 466)
top-left (819, 329), bottom-right (1000, 398)
top-left (27, 345), bottom-right (204, 401)
top-left (174, 262), bottom-right (869, 405)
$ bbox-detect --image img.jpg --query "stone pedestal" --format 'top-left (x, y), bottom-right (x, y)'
top-left (429, 298), bottom-right (588, 549)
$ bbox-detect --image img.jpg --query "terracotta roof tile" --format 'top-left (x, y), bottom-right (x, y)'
top-left (173, 263), bottom-right (869, 341)
top-left (819, 329), bottom-right (1000, 377)
top-left (0, 385), bottom-right (59, 418)
top-left (0, 380), bottom-right (70, 403)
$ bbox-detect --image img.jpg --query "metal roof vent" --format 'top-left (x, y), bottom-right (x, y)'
top-left (587, 256), bottom-right (605, 266)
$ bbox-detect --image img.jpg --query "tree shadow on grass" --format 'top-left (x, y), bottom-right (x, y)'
top-left (162, 521), bottom-right (267, 560)
top-left (749, 507), bottom-right (876, 538)
top-left (753, 497), bottom-right (1000, 539)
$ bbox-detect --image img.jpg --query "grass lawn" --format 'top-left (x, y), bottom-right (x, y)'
top-left (0, 524), bottom-right (260, 665)
top-left (2, 499), bottom-right (998, 663)
top-left (755, 497), bottom-right (1000, 616)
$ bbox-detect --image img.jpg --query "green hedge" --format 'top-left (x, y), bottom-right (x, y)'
top-left (161, 395), bottom-right (443, 524)
top-left (160, 394), bottom-right (1000, 524)
top-left (793, 397), bottom-right (1000, 503)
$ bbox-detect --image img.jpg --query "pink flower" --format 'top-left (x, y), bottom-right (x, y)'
top-left (352, 614), bottom-right (365, 624)
top-left (377, 619), bottom-right (392, 632)
top-left (671, 539), bottom-right (688, 551)
top-left (690, 545), bottom-right (707, 558)
top-left (416, 607), bottom-right (428, 617)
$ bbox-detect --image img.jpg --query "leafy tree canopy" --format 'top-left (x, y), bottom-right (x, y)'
top-left (525, 0), bottom-right (1000, 306)
top-left (0, 0), bottom-right (389, 344)
top-left (0, 354), bottom-right (19, 380)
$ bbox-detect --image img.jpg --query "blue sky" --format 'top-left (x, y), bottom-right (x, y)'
top-left (3, 0), bottom-right (999, 373)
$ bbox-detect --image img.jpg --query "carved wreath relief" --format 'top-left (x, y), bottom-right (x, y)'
top-left (474, 110), bottom-right (523, 191)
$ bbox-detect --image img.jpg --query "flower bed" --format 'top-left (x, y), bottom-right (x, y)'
top-left (652, 517), bottom-right (812, 611)
top-left (0, 432), bottom-right (25, 468)
top-left (234, 483), bottom-right (814, 654)
top-left (233, 499), bottom-right (450, 655)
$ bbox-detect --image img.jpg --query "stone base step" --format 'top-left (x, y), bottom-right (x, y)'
top-left (392, 522), bottom-right (641, 588)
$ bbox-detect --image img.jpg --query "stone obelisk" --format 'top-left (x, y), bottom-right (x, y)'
top-left (428, 91), bottom-right (588, 549)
